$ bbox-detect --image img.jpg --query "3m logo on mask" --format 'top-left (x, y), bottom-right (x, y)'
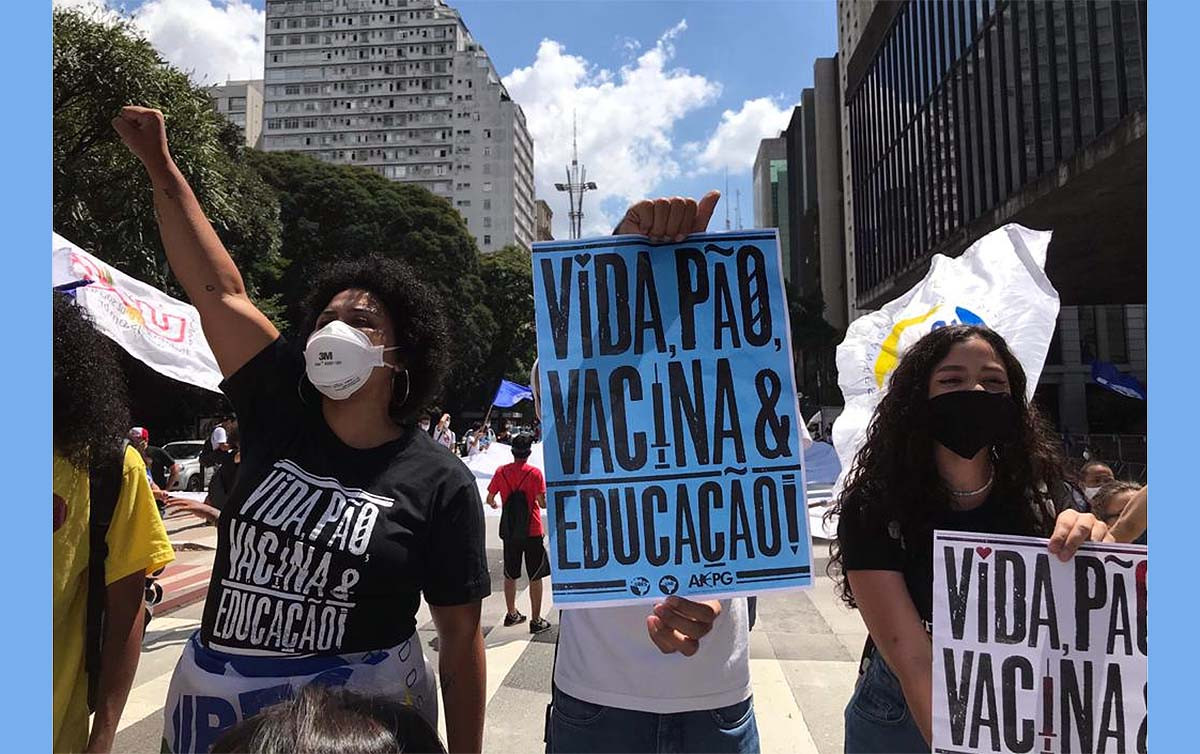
top-left (319, 351), bottom-right (333, 361)
top-left (873, 305), bottom-right (988, 388)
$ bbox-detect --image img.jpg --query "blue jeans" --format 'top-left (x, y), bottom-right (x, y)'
top-left (546, 687), bottom-right (759, 753)
top-left (843, 652), bottom-right (928, 753)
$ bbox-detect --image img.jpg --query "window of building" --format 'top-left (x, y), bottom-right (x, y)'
top-left (483, 235), bottom-right (492, 246)
top-left (483, 199), bottom-right (491, 210)
top-left (1105, 306), bottom-right (1129, 363)
top-left (483, 216), bottom-right (492, 228)
top-left (482, 182), bottom-right (492, 192)
top-left (229, 97), bottom-right (247, 112)
top-left (1078, 307), bottom-right (1098, 364)
top-left (483, 128), bottom-right (491, 138)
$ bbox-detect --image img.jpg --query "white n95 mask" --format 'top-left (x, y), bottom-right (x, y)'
top-left (304, 320), bottom-right (398, 401)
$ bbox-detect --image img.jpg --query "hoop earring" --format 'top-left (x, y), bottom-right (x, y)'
top-left (393, 368), bottom-right (410, 409)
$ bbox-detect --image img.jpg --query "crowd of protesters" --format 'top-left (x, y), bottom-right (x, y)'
top-left (50, 105), bottom-right (1146, 754)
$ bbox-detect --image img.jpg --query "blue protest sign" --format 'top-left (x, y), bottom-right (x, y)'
top-left (531, 230), bottom-right (812, 607)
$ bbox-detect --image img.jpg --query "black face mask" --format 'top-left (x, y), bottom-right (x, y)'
top-left (928, 390), bottom-right (1020, 459)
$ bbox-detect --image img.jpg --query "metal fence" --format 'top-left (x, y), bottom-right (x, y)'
top-left (1062, 432), bottom-right (1146, 483)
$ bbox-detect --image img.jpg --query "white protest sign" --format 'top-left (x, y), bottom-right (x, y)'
top-left (933, 531), bottom-right (1147, 754)
top-left (53, 233), bottom-right (223, 392)
top-left (832, 225), bottom-right (1059, 495)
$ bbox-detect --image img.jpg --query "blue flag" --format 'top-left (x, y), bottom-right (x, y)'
top-left (492, 379), bottom-right (534, 407)
top-left (1091, 360), bottom-right (1146, 400)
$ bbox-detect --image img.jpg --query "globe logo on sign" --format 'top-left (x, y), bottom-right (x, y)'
top-left (630, 577), bottom-right (651, 596)
top-left (658, 575), bottom-right (679, 596)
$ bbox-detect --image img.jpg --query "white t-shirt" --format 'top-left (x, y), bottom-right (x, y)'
top-left (553, 417), bottom-right (813, 714)
top-left (210, 425), bottom-right (227, 449)
top-left (554, 598), bottom-right (750, 714)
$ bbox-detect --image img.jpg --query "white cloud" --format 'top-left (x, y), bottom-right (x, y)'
top-left (133, 0), bottom-right (265, 84)
top-left (55, 0), bottom-right (265, 84)
top-left (503, 21), bottom-right (721, 238)
top-left (686, 96), bottom-right (796, 176)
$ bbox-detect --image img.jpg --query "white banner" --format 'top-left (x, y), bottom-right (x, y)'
top-left (53, 233), bottom-right (223, 392)
top-left (831, 224), bottom-right (1059, 495)
top-left (933, 531), bottom-right (1147, 754)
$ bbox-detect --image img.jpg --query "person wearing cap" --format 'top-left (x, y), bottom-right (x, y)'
top-left (486, 434), bottom-right (552, 634)
top-left (128, 428), bottom-right (173, 512)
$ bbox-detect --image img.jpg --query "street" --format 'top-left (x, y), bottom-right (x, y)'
top-left (115, 507), bottom-right (867, 754)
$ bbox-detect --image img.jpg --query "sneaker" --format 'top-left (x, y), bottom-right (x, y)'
top-left (529, 617), bottom-right (552, 635)
top-left (503, 611), bottom-right (527, 627)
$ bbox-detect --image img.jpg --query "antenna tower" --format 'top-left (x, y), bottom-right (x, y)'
top-left (554, 113), bottom-right (598, 239)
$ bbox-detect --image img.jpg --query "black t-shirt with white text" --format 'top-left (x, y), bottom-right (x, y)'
top-left (200, 337), bottom-right (490, 656)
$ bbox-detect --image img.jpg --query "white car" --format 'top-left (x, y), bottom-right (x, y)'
top-left (163, 441), bottom-right (215, 492)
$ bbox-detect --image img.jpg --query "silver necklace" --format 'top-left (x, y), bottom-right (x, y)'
top-left (949, 467), bottom-right (995, 497)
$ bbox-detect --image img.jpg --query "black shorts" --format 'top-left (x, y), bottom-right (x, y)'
top-left (503, 535), bottom-right (550, 581)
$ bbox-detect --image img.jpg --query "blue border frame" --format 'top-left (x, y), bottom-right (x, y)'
top-left (1147, 1), bottom-right (1191, 749)
top-left (4, 1), bottom-right (50, 748)
top-left (11, 0), bottom-right (1189, 748)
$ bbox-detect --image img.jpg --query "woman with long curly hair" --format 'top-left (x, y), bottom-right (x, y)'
top-left (829, 324), bottom-right (1112, 753)
top-left (113, 106), bottom-right (489, 754)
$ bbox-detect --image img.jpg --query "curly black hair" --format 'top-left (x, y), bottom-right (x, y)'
top-left (827, 325), bottom-right (1065, 608)
top-left (53, 293), bottom-right (130, 468)
top-left (296, 255), bottom-right (449, 424)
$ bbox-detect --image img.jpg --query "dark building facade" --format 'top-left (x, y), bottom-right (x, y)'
top-left (839, 0), bottom-right (1147, 473)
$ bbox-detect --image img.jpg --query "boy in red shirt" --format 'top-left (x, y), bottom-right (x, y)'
top-left (486, 434), bottom-right (552, 633)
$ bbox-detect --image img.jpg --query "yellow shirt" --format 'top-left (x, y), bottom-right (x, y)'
top-left (53, 447), bottom-right (175, 753)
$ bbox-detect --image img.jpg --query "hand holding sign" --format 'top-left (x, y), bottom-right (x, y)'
top-left (617, 191), bottom-right (721, 242)
top-left (1048, 508), bottom-right (1114, 561)
top-left (646, 597), bottom-right (722, 657)
top-left (112, 106), bottom-right (172, 173)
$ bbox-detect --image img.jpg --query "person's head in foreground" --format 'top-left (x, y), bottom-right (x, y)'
top-left (53, 293), bottom-right (130, 468)
top-left (210, 684), bottom-right (446, 754)
top-left (1091, 480), bottom-right (1142, 526)
top-left (830, 324), bottom-right (1077, 605)
top-left (297, 255), bottom-right (449, 426)
top-left (510, 433), bottom-right (533, 460)
top-left (1079, 459), bottom-right (1117, 501)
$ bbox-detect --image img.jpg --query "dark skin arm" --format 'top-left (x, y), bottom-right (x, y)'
top-left (113, 106), bottom-right (278, 377)
top-left (84, 571), bottom-right (147, 753)
top-left (430, 602), bottom-right (486, 753)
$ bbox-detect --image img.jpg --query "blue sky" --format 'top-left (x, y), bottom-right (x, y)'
top-left (60, 0), bottom-right (838, 236)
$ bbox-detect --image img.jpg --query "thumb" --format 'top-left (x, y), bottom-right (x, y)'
top-left (693, 190), bottom-right (721, 232)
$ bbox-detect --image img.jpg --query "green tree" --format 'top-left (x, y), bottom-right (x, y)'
top-left (475, 244), bottom-right (537, 407)
top-left (785, 285), bottom-right (844, 411)
top-left (53, 8), bottom-right (285, 319)
top-left (243, 150), bottom-right (498, 413)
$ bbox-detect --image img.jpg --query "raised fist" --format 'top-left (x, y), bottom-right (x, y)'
top-left (112, 106), bottom-right (171, 170)
top-left (617, 190), bottom-right (721, 243)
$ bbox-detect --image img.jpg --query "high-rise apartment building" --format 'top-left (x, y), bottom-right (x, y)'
top-left (210, 79), bottom-right (265, 148)
top-left (261, 0), bottom-right (535, 252)
top-left (752, 137), bottom-right (790, 281)
top-left (534, 199), bottom-right (553, 241)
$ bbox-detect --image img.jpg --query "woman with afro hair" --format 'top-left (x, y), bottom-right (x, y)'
top-left (829, 325), bottom-right (1113, 752)
top-left (114, 107), bottom-right (488, 753)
